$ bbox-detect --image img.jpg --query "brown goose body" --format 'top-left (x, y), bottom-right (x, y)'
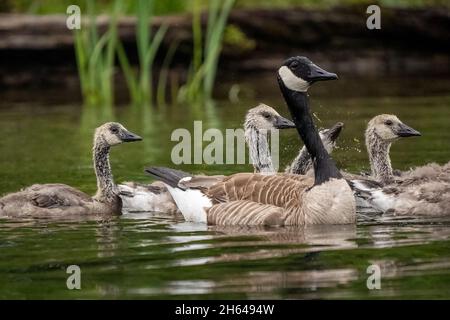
top-left (0, 184), bottom-right (121, 217)
top-left (0, 123), bottom-right (142, 218)
top-left (201, 173), bottom-right (353, 225)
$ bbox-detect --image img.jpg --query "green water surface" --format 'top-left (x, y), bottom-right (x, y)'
top-left (0, 76), bottom-right (449, 299)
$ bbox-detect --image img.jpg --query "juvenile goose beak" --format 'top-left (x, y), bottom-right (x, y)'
top-left (274, 116), bottom-right (296, 129)
top-left (328, 122), bottom-right (344, 141)
top-left (396, 123), bottom-right (421, 137)
top-left (122, 130), bottom-right (143, 142)
top-left (309, 63), bottom-right (338, 82)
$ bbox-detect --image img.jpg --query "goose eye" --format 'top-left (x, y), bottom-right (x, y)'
top-left (110, 127), bottom-right (119, 134)
top-left (385, 120), bottom-right (393, 126)
top-left (290, 61), bottom-right (299, 70)
top-left (263, 113), bottom-right (271, 119)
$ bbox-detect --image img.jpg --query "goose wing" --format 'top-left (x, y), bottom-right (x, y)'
top-left (205, 173), bottom-right (312, 206)
top-left (27, 184), bottom-right (92, 208)
top-left (208, 200), bottom-right (287, 225)
top-left (0, 184), bottom-right (92, 217)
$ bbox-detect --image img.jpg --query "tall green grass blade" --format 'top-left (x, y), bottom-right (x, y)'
top-left (116, 40), bottom-right (139, 103)
top-left (144, 23), bottom-right (168, 101)
top-left (157, 38), bottom-right (178, 106)
top-left (192, 0), bottom-right (202, 76)
top-left (203, 0), bottom-right (235, 97)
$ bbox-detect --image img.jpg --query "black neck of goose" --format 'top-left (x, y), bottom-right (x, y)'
top-left (93, 137), bottom-right (117, 203)
top-left (279, 82), bottom-right (342, 184)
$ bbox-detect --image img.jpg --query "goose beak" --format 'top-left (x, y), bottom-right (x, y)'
top-left (122, 130), bottom-right (143, 142)
top-left (274, 116), bottom-right (296, 129)
top-left (396, 123), bottom-right (421, 137)
top-left (309, 63), bottom-right (338, 82)
top-left (328, 122), bottom-right (344, 141)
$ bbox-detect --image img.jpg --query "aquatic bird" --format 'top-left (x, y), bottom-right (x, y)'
top-left (285, 121), bottom-right (344, 175)
top-left (0, 122), bottom-right (142, 217)
top-left (118, 104), bottom-right (296, 213)
top-left (364, 114), bottom-right (422, 185)
top-left (349, 115), bottom-right (450, 216)
top-left (146, 56), bottom-right (356, 226)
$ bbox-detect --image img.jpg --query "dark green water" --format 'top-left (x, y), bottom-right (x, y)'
top-left (0, 76), bottom-right (449, 299)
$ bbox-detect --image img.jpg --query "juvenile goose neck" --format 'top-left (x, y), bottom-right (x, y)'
top-left (288, 145), bottom-right (312, 175)
top-left (279, 84), bottom-right (341, 184)
top-left (366, 129), bottom-right (394, 185)
top-left (245, 126), bottom-right (275, 174)
top-left (92, 137), bottom-right (117, 203)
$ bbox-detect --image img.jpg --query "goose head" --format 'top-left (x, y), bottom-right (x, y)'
top-left (277, 56), bottom-right (338, 92)
top-left (319, 122), bottom-right (344, 153)
top-left (244, 104), bottom-right (295, 131)
top-left (367, 115), bottom-right (421, 143)
top-left (95, 122), bottom-right (142, 147)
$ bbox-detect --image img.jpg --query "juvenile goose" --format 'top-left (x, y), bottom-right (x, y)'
top-left (350, 115), bottom-right (450, 216)
top-left (345, 114), bottom-right (421, 213)
top-left (118, 104), bottom-right (296, 213)
top-left (366, 117), bottom-right (449, 185)
top-left (146, 56), bottom-right (356, 226)
top-left (363, 114), bottom-right (421, 185)
top-left (285, 121), bottom-right (344, 175)
top-left (0, 122), bottom-right (142, 217)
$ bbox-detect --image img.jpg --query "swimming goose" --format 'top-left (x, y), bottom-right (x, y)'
top-left (349, 115), bottom-right (450, 216)
top-left (344, 114), bottom-right (421, 213)
top-left (285, 121), bottom-right (344, 175)
top-left (364, 114), bottom-right (421, 185)
top-left (0, 122), bottom-right (142, 217)
top-left (364, 114), bottom-right (448, 184)
top-left (146, 56), bottom-right (356, 226)
top-left (118, 104), bottom-right (296, 213)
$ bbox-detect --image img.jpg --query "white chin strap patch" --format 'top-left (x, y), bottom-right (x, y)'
top-left (278, 66), bottom-right (310, 92)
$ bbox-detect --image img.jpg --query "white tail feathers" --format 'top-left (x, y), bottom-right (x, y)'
top-left (165, 185), bottom-right (211, 223)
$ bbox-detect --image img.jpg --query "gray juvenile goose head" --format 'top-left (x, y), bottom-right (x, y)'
top-left (367, 114), bottom-right (421, 143)
top-left (244, 104), bottom-right (295, 131)
top-left (366, 114), bottom-right (420, 184)
top-left (94, 122), bottom-right (142, 146)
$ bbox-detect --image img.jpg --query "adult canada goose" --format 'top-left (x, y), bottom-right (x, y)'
top-left (118, 104), bottom-right (296, 213)
top-left (0, 122), bottom-right (142, 217)
top-left (146, 56), bottom-right (356, 226)
top-left (285, 121), bottom-right (344, 175)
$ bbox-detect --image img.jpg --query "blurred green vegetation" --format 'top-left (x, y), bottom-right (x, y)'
top-left (72, 0), bottom-right (235, 106)
top-left (1, 0), bottom-right (448, 14)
